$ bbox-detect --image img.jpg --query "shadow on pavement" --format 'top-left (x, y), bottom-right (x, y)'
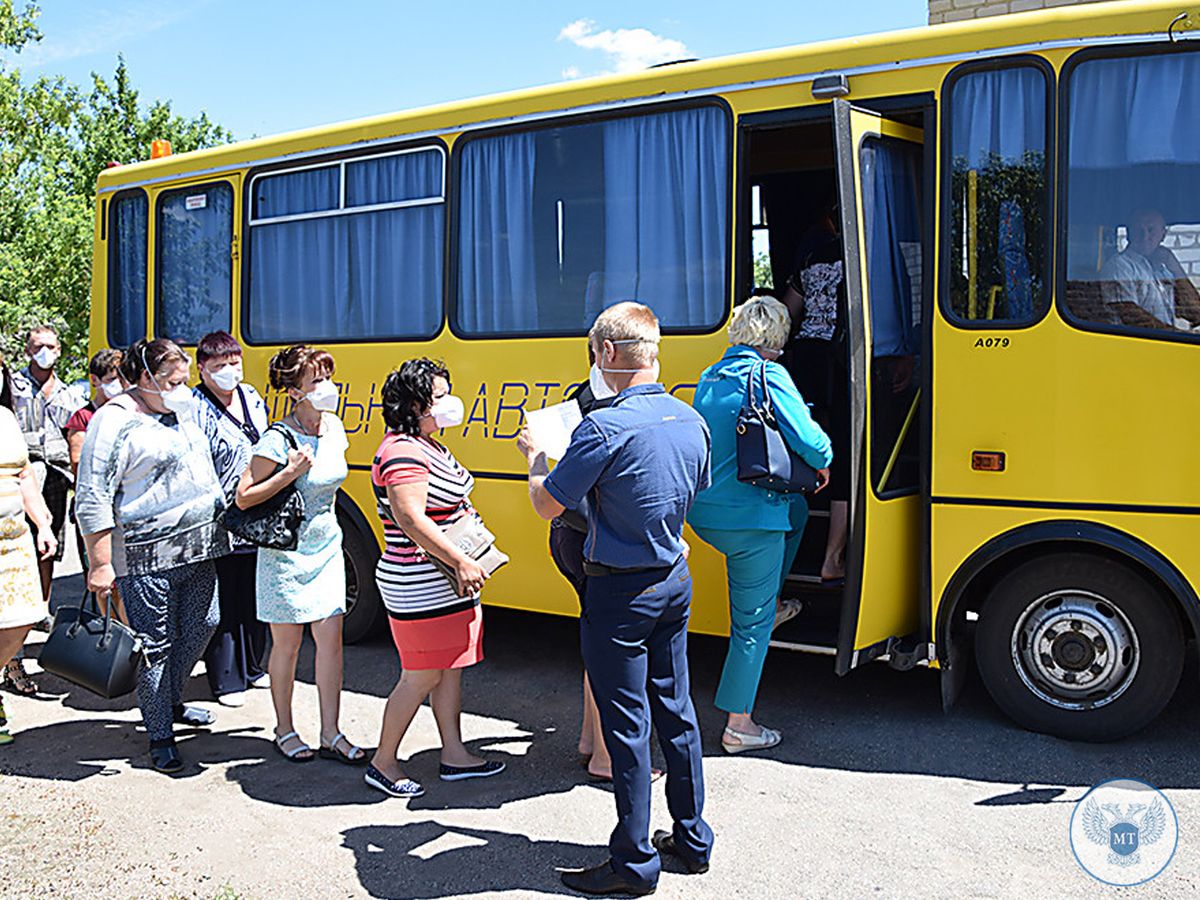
top-left (342, 822), bottom-right (598, 899)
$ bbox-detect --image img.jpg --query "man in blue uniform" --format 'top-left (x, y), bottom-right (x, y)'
top-left (518, 302), bottom-right (714, 897)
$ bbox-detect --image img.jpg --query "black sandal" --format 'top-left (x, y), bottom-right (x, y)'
top-left (319, 732), bottom-right (367, 766)
top-left (149, 741), bottom-right (183, 773)
top-left (2, 660), bottom-right (37, 696)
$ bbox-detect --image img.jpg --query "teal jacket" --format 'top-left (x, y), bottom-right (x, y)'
top-left (688, 345), bottom-right (833, 533)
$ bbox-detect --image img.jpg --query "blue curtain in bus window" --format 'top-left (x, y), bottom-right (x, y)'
top-left (1066, 51), bottom-right (1200, 296)
top-left (861, 137), bottom-right (921, 358)
top-left (156, 183), bottom-right (232, 343)
top-left (345, 151), bottom-right (441, 206)
top-left (110, 193), bottom-right (147, 346)
top-left (247, 154), bottom-right (444, 342)
top-left (457, 132), bottom-right (538, 333)
top-left (600, 107), bottom-right (728, 329)
top-left (948, 66), bottom-right (1047, 324)
top-left (253, 166), bottom-right (338, 218)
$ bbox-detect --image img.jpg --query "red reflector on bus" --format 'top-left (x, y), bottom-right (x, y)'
top-left (972, 451), bottom-right (1005, 472)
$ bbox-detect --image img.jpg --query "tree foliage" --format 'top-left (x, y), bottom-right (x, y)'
top-left (0, 1), bottom-right (231, 375)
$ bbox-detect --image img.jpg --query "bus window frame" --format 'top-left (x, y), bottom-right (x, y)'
top-left (446, 96), bottom-right (736, 341)
top-left (106, 187), bottom-right (150, 348)
top-left (239, 138), bottom-right (450, 347)
top-left (938, 54), bottom-right (1056, 332)
top-left (1056, 41), bottom-right (1200, 348)
top-left (153, 178), bottom-right (235, 344)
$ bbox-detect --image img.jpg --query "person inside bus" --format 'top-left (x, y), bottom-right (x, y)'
top-left (780, 196), bottom-right (851, 586)
top-left (1100, 207), bottom-right (1200, 330)
top-left (689, 296), bottom-right (832, 754)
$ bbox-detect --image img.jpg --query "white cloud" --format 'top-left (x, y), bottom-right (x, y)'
top-left (9, 1), bottom-right (208, 69)
top-left (561, 65), bottom-right (581, 80)
top-left (558, 18), bottom-right (688, 75)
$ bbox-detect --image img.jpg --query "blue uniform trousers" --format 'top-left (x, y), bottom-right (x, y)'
top-left (580, 557), bottom-right (714, 888)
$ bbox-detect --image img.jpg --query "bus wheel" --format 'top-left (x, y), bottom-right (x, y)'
top-left (974, 553), bottom-right (1183, 742)
top-left (340, 512), bottom-right (382, 644)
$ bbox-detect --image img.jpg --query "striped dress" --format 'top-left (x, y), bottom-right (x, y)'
top-left (372, 432), bottom-right (484, 669)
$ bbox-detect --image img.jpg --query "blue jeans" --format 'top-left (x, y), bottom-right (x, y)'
top-left (691, 521), bottom-right (804, 715)
top-left (580, 557), bottom-right (714, 888)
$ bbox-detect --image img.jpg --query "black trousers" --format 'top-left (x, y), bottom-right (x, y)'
top-left (580, 557), bottom-right (713, 888)
top-left (203, 551), bottom-right (268, 696)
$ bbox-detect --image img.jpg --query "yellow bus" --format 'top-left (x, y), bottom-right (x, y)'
top-left (90, 1), bottom-right (1200, 742)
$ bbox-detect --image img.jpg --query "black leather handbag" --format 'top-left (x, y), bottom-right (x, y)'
top-left (39, 592), bottom-right (145, 698)
top-left (222, 424), bottom-right (306, 551)
top-left (735, 361), bottom-right (822, 494)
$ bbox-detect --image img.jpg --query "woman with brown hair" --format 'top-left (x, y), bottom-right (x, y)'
top-left (236, 345), bottom-right (364, 765)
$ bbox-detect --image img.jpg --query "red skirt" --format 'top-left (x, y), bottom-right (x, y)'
top-left (389, 604), bottom-right (484, 671)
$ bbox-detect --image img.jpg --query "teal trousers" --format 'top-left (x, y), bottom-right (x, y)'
top-left (692, 514), bottom-right (805, 714)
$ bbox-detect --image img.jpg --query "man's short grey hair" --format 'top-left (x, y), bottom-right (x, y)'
top-left (588, 302), bottom-right (661, 367)
top-left (728, 296), bottom-right (792, 351)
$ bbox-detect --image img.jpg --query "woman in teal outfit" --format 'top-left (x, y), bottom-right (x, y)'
top-left (236, 345), bottom-right (365, 766)
top-left (689, 296), bottom-right (833, 754)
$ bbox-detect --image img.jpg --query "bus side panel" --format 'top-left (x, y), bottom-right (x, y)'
top-left (931, 503), bottom-right (1200, 634)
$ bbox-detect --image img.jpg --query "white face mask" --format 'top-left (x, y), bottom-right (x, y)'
top-left (588, 363), bottom-right (616, 400)
top-left (304, 379), bottom-right (339, 413)
top-left (161, 384), bottom-right (195, 415)
top-left (427, 395), bottom-right (465, 429)
top-left (100, 378), bottom-right (124, 399)
top-left (209, 362), bottom-right (243, 392)
top-left (33, 347), bottom-right (59, 370)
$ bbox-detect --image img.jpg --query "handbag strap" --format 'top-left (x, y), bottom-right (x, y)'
top-left (744, 361), bottom-right (775, 418)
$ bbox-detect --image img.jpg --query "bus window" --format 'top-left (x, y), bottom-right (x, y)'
top-left (108, 191), bottom-right (148, 347)
top-left (945, 63), bottom-right (1049, 325)
top-left (455, 104), bottom-right (729, 337)
top-left (861, 136), bottom-right (923, 495)
top-left (1063, 49), bottom-right (1200, 337)
top-left (246, 147), bottom-right (444, 343)
top-left (156, 182), bottom-right (232, 343)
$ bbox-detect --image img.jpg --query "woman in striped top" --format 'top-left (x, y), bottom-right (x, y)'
top-left (364, 358), bottom-right (505, 799)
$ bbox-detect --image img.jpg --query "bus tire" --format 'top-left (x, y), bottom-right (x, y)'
top-left (340, 511), bottom-right (382, 644)
top-left (974, 552), bottom-right (1183, 742)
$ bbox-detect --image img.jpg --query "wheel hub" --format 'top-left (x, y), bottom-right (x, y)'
top-left (1011, 589), bottom-right (1139, 710)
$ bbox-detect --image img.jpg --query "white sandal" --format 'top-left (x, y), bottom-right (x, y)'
top-left (274, 730), bottom-right (314, 763)
top-left (773, 599), bottom-right (802, 631)
top-left (722, 725), bottom-right (782, 754)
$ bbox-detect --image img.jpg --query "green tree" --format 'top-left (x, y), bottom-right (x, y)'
top-left (0, 1), bottom-right (231, 375)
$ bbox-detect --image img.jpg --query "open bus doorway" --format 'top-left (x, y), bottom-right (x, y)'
top-left (741, 102), bottom-right (928, 666)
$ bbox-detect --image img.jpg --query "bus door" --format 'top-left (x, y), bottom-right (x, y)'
top-left (831, 99), bottom-right (925, 675)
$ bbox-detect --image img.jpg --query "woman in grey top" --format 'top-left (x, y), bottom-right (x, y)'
top-left (76, 339), bottom-right (230, 774)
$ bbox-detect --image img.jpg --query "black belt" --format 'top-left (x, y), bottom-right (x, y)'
top-left (582, 559), bottom-right (674, 577)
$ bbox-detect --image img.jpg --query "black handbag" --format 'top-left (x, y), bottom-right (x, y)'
top-left (39, 592), bottom-right (145, 698)
top-left (735, 361), bottom-right (823, 494)
top-left (222, 424), bottom-right (306, 551)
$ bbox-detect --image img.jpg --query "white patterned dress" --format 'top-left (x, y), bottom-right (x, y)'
top-left (0, 407), bottom-right (44, 629)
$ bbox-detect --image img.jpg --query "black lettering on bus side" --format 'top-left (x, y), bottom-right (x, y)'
top-left (973, 337), bottom-right (1011, 349)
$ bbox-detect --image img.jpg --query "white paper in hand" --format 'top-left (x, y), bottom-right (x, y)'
top-left (525, 399), bottom-right (583, 461)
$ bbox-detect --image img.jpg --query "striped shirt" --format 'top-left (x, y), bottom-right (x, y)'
top-left (371, 432), bottom-right (479, 620)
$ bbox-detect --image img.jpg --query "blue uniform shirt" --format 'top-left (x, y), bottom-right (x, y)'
top-left (544, 384), bottom-right (711, 569)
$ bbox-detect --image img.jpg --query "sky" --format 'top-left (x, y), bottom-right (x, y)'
top-left (8, 1), bottom-right (927, 140)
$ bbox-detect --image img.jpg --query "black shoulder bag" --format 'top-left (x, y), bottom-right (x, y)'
top-left (221, 423), bottom-right (306, 550)
top-left (39, 591), bottom-right (145, 699)
top-left (735, 361), bottom-right (822, 495)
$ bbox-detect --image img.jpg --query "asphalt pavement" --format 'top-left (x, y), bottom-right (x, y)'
top-left (1, 546), bottom-right (1198, 898)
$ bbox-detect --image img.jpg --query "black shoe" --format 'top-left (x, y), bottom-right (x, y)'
top-left (149, 743), bottom-right (183, 773)
top-left (172, 704), bottom-right (216, 727)
top-left (560, 861), bottom-right (655, 896)
top-left (439, 759), bottom-right (506, 782)
top-left (651, 830), bottom-right (710, 874)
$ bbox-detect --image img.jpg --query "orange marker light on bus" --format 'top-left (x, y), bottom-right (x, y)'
top-left (972, 451), bottom-right (1006, 472)
top-left (150, 139), bottom-right (173, 159)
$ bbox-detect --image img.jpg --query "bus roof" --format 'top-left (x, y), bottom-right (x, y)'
top-left (95, 0), bottom-right (1182, 193)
